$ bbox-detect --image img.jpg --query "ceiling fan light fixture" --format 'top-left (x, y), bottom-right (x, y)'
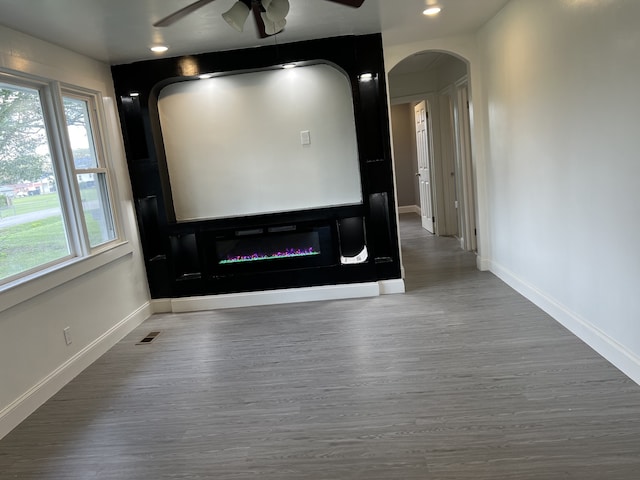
top-left (261, 13), bottom-right (286, 35)
top-left (222, 1), bottom-right (251, 32)
top-left (265, 0), bottom-right (290, 22)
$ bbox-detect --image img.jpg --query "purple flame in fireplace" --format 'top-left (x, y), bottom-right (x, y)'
top-left (220, 246), bottom-right (320, 264)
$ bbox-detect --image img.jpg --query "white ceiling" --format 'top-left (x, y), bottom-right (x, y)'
top-left (0, 0), bottom-right (509, 65)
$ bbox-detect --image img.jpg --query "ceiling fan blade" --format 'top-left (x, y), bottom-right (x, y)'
top-left (252, 2), bottom-right (271, 39)
top-left (323, 0), bottom-right (365, 7)
top-left (153, 0), bottom-right (218, 27)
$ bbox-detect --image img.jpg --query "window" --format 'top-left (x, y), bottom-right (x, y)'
top-left (0, 72), bottom-right (120, 286)
top-left (62, 94), bottom-right (116, 247)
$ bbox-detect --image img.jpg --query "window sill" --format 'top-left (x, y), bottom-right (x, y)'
top-left (0, 241), bottom-right (133, 314)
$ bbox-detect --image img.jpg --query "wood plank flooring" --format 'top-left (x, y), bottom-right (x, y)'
top-left (2, 213), bottom-right (640, 479)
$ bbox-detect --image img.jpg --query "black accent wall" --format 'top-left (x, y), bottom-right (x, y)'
top-left (111, 34), bottom-right (400, 298)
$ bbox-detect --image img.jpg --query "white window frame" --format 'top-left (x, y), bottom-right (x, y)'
top-left (58, 85), bottom-right (120, 252)
top-left (0, 69), bottom-right (130, 309)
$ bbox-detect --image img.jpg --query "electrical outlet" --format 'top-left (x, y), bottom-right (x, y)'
top-left (300, 130), bottom-right (311, 145)
top-left (63, 327), bottom-right (72, 345)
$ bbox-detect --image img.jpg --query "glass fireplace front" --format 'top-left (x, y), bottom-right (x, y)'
top-left (216, 230), bottom-right (322, 265)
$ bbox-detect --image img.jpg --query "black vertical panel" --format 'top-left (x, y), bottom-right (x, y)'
top-left (146, 87), bottom-right (178, 223)
top-left (135, 196), bottom-right (164, 260)
top-left (353, 35), bottom-right (392, 164)
top-left (170, 233), bottom-right (201, 280)
top-left (135, 196), bottom-right (173, 297)
top-left (368, 192), bottom-right (393, 262)
top-left (355, 75), bottom-right (383, 162)
top-left (353, 36), bottom-right (400, 279)
top-left (118, 96), bottom-right (148, 161)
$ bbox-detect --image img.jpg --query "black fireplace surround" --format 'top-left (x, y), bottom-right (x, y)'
top-left (111, 34), bottom-right (401, 298)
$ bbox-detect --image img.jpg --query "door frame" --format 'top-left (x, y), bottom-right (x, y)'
top-left (433, 89), bottom-right (459, 238)
top-left (452, 77), bottom-right (476, 251)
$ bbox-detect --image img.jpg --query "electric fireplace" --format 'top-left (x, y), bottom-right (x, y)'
top-left (207, 224), bottom-right (335, 274)
top-left (217, 231), bottom-right (321, 265)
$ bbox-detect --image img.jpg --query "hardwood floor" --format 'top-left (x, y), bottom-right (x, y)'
top-left (2, 213), bottom-right (640, 479)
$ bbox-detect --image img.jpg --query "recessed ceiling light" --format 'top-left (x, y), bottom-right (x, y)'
top-left (198, 73), bottom-right (214, 79)
top-left (423, 7), bottom-right (442, 16)
top-left (150, 45), bottom-right (168, 53)
top-left (282, 63), bottom-right (297, 69)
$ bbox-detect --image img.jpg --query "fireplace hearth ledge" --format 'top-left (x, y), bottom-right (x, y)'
top-left (150, 280), bottom-right (405, 313)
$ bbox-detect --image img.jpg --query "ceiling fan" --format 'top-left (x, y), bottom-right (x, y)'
top-left (154, 0), bottom-right (366, 38)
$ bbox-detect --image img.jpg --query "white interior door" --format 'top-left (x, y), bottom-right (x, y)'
top-left (414, 101), bottom-right (434, 233)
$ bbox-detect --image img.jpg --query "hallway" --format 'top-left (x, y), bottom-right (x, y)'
top-left (1, 214), bottom-right (640, 479)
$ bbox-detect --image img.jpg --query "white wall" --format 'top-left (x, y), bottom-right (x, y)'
top-left (158, 64), bottom-right (362, 221)
top-left (390, 104), bottom-right (418, 207)
top-left (382, 1), bottom-right (640, 383)
top-left (478, 0), bottom-right (640, 381)
top-left (0, 26), bottom-right (150, 438)
top-left (388, 70), bottom-right (439, 101)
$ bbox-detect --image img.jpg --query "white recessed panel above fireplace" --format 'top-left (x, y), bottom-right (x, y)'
top-left (158, 64), bottom-right (362, 222)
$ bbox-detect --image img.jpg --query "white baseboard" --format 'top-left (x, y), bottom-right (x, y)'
top-left (164, 280), bottom-right (405, 313)
top-left (490, 261), bottom-right (640, 386)
top-left (379, 278), bottom-right (406, 295)
top-left (171, 282), bottom-right (385, 312)
top-left (397, 205), bottom-right (421, 215)
top-left (476, 255), bottom-right (491, 271)
top-left (150, 298), bottom-right (172, 314)
top-left (0, 302), bottom-right (152, 440)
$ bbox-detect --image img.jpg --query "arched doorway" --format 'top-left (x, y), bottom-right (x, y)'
top-left (388, 51), bottom-right (477, 252)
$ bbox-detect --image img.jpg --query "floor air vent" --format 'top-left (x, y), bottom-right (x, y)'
top-left (136, 331), bottom-right (161, 345)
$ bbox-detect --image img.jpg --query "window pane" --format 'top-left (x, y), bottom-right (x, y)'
top-left (77, 172), bottom-right (115, 247)
top-left (0, 83), bottom-right (70, 283)
top-left (63, 96), bottom-right (98, 169)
